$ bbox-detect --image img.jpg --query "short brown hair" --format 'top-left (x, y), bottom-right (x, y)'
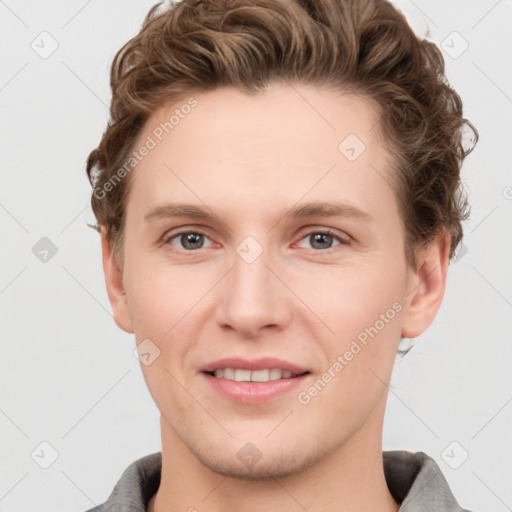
top-left (86, 0), bottom-right (477, 269)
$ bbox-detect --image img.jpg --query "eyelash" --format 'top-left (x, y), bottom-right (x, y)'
top-left (162, 228), bottom-right (350, 252)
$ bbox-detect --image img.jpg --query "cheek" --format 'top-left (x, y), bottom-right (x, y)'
top-left (290, 255), bottom-right (407, 411)
top-left (124, 258), bottom-right (216, 394)
top-left (294, 265), bottom-right (405, 430)
top-left (126, 262), bottom-right (203, 409)
top-left (124, 255), bottom-right (204, 337)
top-left (291, 255), bottom-right (406, 340)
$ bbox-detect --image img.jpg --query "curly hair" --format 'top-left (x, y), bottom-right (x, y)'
top-left (86, 0), bottom-right (477, 270)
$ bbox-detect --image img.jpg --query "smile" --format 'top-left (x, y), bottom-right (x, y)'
top-left (207, 368), bottom-right (307, 382)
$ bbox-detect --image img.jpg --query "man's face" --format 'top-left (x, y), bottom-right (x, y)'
top-left (113, 84), bottom-right (420, 478)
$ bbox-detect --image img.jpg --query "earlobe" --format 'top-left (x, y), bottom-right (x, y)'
top-left (100, 228), bottom-right (134, 334)
top-left (401, 231), bottom-right (451, 339)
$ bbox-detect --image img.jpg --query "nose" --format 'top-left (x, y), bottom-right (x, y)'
top-left (215, 244), bottom-right (291, 338)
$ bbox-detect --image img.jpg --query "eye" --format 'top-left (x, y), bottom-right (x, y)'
top-left (296, 229), bottom-right (348, 251)
top-left (163, 228), bottom-right (349, 252)
top-left (164, 231), bottom-right (214, 251)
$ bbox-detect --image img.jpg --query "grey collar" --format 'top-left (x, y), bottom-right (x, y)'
top-left (85, 450), bottom-right (472, 512)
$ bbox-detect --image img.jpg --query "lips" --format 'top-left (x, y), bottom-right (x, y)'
top-left (199, 357), bottom-right (311, 404)
top-left (201, 371), bottom-right (310, 404)
top-left (199, 357), bottom-right (309, 375)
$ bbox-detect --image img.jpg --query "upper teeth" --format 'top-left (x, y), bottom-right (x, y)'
top-left (213, 368), bottom-right (297, 382)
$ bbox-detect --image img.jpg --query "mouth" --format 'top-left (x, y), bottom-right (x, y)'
top-left (203, 368), bottom-right (310, 382)
top-left (199, 357), bottom-right (311, 404)
top-left (200, 357), bottom-right (311, 405)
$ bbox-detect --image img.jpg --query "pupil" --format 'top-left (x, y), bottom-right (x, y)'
top-left (311, 233), bottom-right (332, 249)
top-left (182, 233), bottom-right (203, 249)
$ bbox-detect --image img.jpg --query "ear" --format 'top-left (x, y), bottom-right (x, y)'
top-left (100, 227), bottom-right (134, 334)
top-left (401, 231), bottom-right (451, 339)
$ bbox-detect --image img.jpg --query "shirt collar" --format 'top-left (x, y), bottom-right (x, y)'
top-left (87, 450), bottom-right (470, 512)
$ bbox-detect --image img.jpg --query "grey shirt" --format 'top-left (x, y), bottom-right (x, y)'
top-left (84, 450), bottom-right (473, 512)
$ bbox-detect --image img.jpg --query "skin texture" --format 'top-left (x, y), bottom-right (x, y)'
top-left (101, 83), bottom-right (450, 512)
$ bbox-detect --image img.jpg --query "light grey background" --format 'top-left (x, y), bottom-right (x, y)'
top-left (1, 1), bottom-right (511, 511)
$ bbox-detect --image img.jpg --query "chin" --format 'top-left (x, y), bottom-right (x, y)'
top-left (200, 455), bottom-right (304, 481)
top-left (187, 439), bottom-right (325, 481)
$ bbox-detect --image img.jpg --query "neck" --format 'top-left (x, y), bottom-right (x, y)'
top-left (149, 401), bottom-right (399, 512)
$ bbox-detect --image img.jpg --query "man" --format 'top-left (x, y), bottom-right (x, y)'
top-left (85, 0), bottom-right (478, 510)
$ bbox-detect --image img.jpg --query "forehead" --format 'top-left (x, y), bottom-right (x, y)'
top-left (146, 84), bottom-right (383, 160)
top-left (127, 84), bottom-right (398, 224)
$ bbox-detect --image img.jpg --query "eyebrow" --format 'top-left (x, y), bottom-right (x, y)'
top-left (143, 201), bottom-right (373, 223)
